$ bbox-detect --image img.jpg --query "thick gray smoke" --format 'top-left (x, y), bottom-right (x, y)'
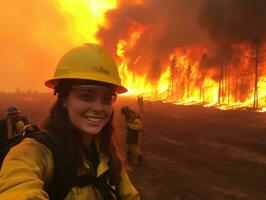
top-left (97, 0), bottom-right (207, 78)
top-left (97, 0), bottom-right (266, 77)
top-left (199, 0), bottom-right (266, 44)
top-left (199, 0), bottom-right (266, 69)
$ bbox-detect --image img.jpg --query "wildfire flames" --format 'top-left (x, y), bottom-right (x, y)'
top-left (1, 0), bottom-right (266, 111)
top-left (116, 40), bottom-right (266, 111)
top-left (96, 0), bottom-right (266, 111)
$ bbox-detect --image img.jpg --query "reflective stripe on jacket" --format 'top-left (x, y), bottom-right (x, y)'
top-left (0, 138), bottom-right (140, 200)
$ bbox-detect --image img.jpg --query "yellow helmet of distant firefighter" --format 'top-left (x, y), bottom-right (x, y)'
top-left (45, 43), bottom-right (127, 94)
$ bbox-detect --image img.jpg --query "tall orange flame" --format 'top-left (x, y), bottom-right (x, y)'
top-left (116, 36), bottom-right (266, 111)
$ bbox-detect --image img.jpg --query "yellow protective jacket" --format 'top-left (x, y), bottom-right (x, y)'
top-left (0, 138), bottom-right (140, 200)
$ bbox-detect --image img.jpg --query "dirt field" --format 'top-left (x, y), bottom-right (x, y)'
top-left (1, 93), bottom-right (266, 200)
top-left (121, 98), bottom-right (266, 200)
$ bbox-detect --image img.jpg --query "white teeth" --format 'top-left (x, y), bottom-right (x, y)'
top-left (86, 117), bottom-right (102, 122)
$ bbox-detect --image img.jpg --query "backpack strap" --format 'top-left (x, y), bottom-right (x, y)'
top-left (77, 169), bottom-right (121, 200)
top-left (27, 130), bottom-right (76, 200)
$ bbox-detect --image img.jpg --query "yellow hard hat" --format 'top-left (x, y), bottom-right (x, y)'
top-left (45, 43), bottom-right (127, 94)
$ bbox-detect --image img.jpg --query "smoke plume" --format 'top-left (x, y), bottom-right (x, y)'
top-left (97, 0), bottom-right (208, 78)
top-left (97, 0), bottom-right (266, 75)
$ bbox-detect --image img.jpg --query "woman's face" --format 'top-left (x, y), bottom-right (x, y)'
top-left (63, 84), bottom-right (116, 137)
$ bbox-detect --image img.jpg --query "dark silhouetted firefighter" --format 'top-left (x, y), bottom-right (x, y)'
top-left (121, 106), bottom-right (143, 165)
top-left (0, 106), bottom-right (28, 148)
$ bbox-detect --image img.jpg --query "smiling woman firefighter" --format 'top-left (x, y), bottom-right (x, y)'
top-left (0, 43), bottom-right (140, 200)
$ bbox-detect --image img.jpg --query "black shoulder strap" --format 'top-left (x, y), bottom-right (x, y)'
top-left (28, 131), bottom-right (76, 200)
top-left (0, 119), bottom-right (8, 149)
top-left (76, 169), bottom-right (121, 200)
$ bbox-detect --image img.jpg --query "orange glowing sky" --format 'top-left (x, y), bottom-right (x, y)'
top-left (0, 0), bottom-right (117, 92)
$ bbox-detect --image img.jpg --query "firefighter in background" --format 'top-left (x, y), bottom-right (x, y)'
top-left (0, 106), bottom-right (29, 148)
top-left (121, 106), bottom-right (143, 165)
top-left (137, 96), bottom-right (144, 113)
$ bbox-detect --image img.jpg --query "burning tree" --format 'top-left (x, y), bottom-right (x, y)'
top-left (199, 53), bottom-right (208, 102)
top-left (186, 65), bottom-right (192, 99)
top-left (169, 56), bottom-right (177, 100)
top-left (251, 36), bottom-right (262, 109)
top-left (151, 58), bottom-right (161, 99)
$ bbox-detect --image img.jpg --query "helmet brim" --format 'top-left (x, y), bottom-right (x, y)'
top-left (45, 78), bottom-right (128, 94)
top-left (6, 111), bottom-right (20, 115)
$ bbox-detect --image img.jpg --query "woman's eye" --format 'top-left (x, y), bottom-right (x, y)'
top-left (103, 94), bottom-right (116, 105)
top-left (103, 96), bottom-right (113, 104)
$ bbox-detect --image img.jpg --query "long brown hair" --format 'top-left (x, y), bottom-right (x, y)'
top-left (42, 81), bottom-right (124, 184)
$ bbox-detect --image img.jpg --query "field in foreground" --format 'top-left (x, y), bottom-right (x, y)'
top-left (1, 93), bottom-right (266, 200)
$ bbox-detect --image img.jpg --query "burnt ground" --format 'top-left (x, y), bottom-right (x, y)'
top-left (118, 98), bottom-right (266, 200)
top-left (1, 93), bottom-right (266, 200)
